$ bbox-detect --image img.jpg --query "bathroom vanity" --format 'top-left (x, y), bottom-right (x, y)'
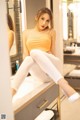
top-left (64, 46), bottom-right (80, 65)
top-left (13, 77), bottom-right (60, 120)
top-left (64, 64), bottom-right (80, 90)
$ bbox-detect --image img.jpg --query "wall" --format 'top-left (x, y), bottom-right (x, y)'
top-left (53, 0), bottom-right (63, 69)
top-left (0, 1), bottom-right (14, 120)
top-left (26, 0), bottom-right (46, 29)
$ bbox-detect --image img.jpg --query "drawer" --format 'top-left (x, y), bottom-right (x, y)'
top-left (15, 84), bottom-right (59, 120)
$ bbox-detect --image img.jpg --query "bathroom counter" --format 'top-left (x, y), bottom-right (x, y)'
top-left (64, 50), bottom-right (80, 64)
top-left (63, 64), bottom-right (76, 76)
top-left (13, 76), bottom-right (59, 120)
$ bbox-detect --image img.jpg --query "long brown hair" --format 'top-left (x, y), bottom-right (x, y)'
top-left (36, 7), bottom-right (53, 29)
top-left (7, 14), bottom-right (14, 31)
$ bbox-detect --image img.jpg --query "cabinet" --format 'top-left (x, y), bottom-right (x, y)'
top-left (13, 79), bottom-right (61, 120)
top-left (64, 49), bottom-right (80, 65)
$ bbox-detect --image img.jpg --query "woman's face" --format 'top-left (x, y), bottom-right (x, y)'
top-left (37, 13), bottom-right (50, 31)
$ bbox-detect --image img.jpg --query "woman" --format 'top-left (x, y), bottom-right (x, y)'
top-left (12, 8), bottom-right (80, 102)
top-left (7, 14), bottom-right (14, 50)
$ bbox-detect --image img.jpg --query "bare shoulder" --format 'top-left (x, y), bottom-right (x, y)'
top-left (8, 30), bottom-right (14, 35)
top-left (22, 29), bottom-right (32, 36)
top-left (8, 30), bottom-right (14, 40)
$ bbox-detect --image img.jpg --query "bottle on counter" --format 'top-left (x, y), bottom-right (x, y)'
top-left (15, 60), bottom-right (19, 71)
top-left (75, 44), bottom-right (78, 53)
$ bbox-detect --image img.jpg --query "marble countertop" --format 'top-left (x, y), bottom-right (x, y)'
top-left (63, 64), bottom-right (76, 76)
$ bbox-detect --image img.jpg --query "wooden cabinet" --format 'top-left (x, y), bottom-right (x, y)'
top-left (13, 81), bottom-right (60, 120)
top-left (64, 52), bottom-right (80, 65)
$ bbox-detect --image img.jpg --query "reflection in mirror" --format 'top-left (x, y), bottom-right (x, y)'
top-left (5, 0), bottom-right (22, 75)
top-left (62, 0), bottom-right (80, 43)
top-left (7, 0), bottom-right (17, 56)
top-left (62, 0), bottom-right (80, 59)
top-left (7, 14), bottom-right (14, 51)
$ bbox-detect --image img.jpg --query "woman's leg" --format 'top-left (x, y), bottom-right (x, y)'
top-left (29, 62), bottom-right (52, 83)
top-left (30, 49), bottom-right (80, 101)
top-left (40, 52), bottom-right (63, 74)
top-left (29, 52), bottom-right (63, 83)
top-left (30, 50), bottom-right (63, 84)
top-left (12, 56), bottom-right (35, 91)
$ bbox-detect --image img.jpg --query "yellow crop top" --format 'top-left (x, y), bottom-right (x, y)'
top-left (26, 30), bottom-right (51, 53)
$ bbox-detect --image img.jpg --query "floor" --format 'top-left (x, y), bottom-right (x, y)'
top-left (62, 64), bottom-right (80, 120)
top-left (61, 95), bottom-right (80, 120)
top-left (35, 91), bottom-right (80, 120)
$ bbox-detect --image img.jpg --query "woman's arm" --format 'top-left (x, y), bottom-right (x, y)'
top-left (22, 30), bottom-right (29, 59)
top-left (50, 29), bottom-right (56, 55)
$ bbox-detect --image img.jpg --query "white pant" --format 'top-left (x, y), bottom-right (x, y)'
top-left (12, 49), bottom-right (63, 90)
top-left (29, 50), bottom-right (63, 83)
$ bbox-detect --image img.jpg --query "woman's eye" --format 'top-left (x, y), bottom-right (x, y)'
top-left (41, 17), bottom-right (44, 20)
top-left (46, 20), bottom-right (49, 23)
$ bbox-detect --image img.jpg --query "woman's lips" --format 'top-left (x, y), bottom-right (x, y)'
top-left (42, 26), bottom-right (45, 28)
top-left (41, 26), bottom-right (46, 29)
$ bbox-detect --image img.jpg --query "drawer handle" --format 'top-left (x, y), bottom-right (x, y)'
top-left (37, 100), bottom-right (48, 109)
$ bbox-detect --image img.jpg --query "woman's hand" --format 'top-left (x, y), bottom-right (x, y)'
top-left (11, 88), bottom-right (16, 96)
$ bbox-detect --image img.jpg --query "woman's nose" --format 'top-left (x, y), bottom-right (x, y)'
top-left (42, 21), bottom-right (46, 25)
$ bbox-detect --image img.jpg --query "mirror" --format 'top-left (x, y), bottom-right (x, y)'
top-left (67, 0), bottom-right (80, 43)
top-left (63, 0), bottom-right (80, 65)
top-left (6, 0), bottom-right (22, 75)
top-left (6, 0), bottom-right (17, 56)
top-left (62, 0), bottom-right (80, 43)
